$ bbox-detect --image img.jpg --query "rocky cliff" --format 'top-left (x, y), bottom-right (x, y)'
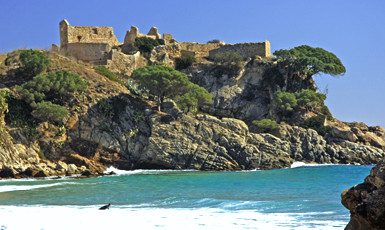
top-left (1, 49), bottom-right (385, 179)
top-left (342, 158), bottom-right (385, 230)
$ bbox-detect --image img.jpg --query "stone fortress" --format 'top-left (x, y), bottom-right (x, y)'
top-left (53, 20), bottom-right (271, 76)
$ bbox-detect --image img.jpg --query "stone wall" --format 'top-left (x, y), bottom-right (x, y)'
top-left (65, 43), bottom-right (111, 65)
top-left (59, 19), bottom-right (119, 48)
top-left (180, 42), bottom-right (221, 58)
top-left (107, 50), bottom-right (147, 77)
top-left (209, 41), bottom-right (271, 59)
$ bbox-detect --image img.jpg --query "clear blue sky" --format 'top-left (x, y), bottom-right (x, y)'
top-left (1, 0), bottom-right (384, 127)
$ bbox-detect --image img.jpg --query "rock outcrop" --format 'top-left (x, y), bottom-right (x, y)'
top-left (342, 158), bottom-right (385, 230)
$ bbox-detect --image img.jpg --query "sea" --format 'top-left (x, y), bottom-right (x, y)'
top-left (0, 163), bottom-right (373, 230)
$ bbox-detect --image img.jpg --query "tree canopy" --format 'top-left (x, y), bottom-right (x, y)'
top-left (273, 45), bottom-right (345, 92)
top-left (132, 65), bottom-right (212, 112)
top-left (174, 83), bottom-right (212, 112)
top-left (132, 65), bottom-right (191, 111)
top-left (16, 70), bottom-right (88, 106)
top-left (19, 49), bottom-right (51, 77)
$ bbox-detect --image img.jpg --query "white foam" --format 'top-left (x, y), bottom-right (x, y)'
top-left (290, 162), bottom-right (343, 168)
top-left (0, 182), bottom-right (83, 193)
top-left (0, 205), bottom-right (347, 230)
top-left (103, 166), bottom-right (198, 176)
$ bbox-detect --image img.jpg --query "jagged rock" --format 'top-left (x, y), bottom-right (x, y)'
top-left (56, 161), bottom-right (68, 171)
top-left (342, 158), bottom-right (385, 230)
top-left (67, 164), bottom-right (78, 174)
top-left (366, 132), bottom-right (385, 149)
top-left (331, 126), bottom-right (358, 142)
top-left (348, 122), bottom-right (369, 132)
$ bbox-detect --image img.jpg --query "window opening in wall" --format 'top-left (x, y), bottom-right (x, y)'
top-left (92, 28), bottom-right (98, 34)
top-left (77, 36), bottom-right (82, 42)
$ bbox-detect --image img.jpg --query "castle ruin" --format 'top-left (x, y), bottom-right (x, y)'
top-left (53, 20), bottom-right (271, 76)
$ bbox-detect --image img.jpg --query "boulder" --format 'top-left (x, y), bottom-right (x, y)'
top-left (34, 170), bottom-right (51, 178)
top-left (56, 161), bottom-right (68, 171)
top-left (342, 158), bottom-right (385, 230)
top-left (347, 122), bottom-right (369, 132)
top-left (331, 126), bottom-right (358, 142)
top-left (366, 132), bottom-right (385, 149)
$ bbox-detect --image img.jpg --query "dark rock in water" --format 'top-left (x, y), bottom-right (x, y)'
top-left (342, 158), bottom-right (385, 230)
top-left (34, 170), bottom-right (51, 178)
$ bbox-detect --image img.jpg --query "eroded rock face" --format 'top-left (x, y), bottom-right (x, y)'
top-left (185, 61), bottom-right (270, 121)
top-left (64, 99), bottom-right (384, 171)
top-left (342, 158), bottom-right (385, 230)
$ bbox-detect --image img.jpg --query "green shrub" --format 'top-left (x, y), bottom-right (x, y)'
top-left (133, 111), bottom-right (145, 123)
top-left (207, 39), bottom-right (220, 44)
top-left (38, 149), bottom-right (46, 160)
top-left (174, 83), bottom-right (212, 113)
top-left (31, 101), bottom-right (68, 123)
top-left (19, 49), bottom-right (51, 77)
top-left (211, 52), bottom-right (243, 78)
top-left (252, 119), bottom-right (278, 133)
top-left (301, 114), bottom-right (331, 136)
top-left (320, 105), bottom-right (334, 121)
top-left (175, 54), bottom-right (196, 70)
top-left (4, 91), bottom-right (38, 139)
top-left (15, 70), bottom-right (88, 106)
top-left (95, 66), bottom-right (126, 87)
top-left (218, 131), bottom-right (225, 137)
top-left (295, 89), bottom-right (326, 112)
top-left (134, 37), bottom-right (160, 53)
top-left (270, 91), bottom-right (297, 116)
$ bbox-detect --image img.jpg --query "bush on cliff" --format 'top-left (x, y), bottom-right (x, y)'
top-left (211, 52), bottom-right (243, 78)
top-left (134, 37), bottom-right (159, 53)
top-left (95, 66), bottom-right (126, 87)
top-left (19, 49), bottom-right (51, 77)
top-left (321, 105), bottom-right (334, 121)
top-left (270, 91), bottom-right (297, 116)
top-left (252, 119), bottom-right (279, 133)
top-left (295, 89), bottom-right (326, 112)
top-left (4, 91), bottom-right (38, 140)
top-left (301, 114), bottom-right (331, 136)
top-left (16, 70), bottom-right (88, 106)
top-left (175, 53), bottom-right (196, 70)
top-left (174, 83), bottom-right (212, 112)
top-left (270, 89), bottom-right (330, 121)
top-left (31, 101), bottom-right (68, 123)
top-left (207, 39), bottom-right (220, 44)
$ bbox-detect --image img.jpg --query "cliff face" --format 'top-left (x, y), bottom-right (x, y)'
top-left (1, 50), bottom-right (385, 179)
top-left (184, 61), bottom-right (270, 121)
top-left (342, 158), bottom-right (385, 230)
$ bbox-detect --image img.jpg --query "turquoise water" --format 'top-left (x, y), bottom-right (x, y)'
top-left (0, 164), bottom-right (373, 229)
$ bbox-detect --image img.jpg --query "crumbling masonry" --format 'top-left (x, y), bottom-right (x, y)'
top-left (53, 20), bottom-right (271, 75)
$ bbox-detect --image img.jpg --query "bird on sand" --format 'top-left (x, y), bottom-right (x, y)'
top-left (99, 203), bottom-right (111, 210)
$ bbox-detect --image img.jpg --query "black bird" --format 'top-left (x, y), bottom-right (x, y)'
top-left (99, 203), bottom-right (111, 210)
